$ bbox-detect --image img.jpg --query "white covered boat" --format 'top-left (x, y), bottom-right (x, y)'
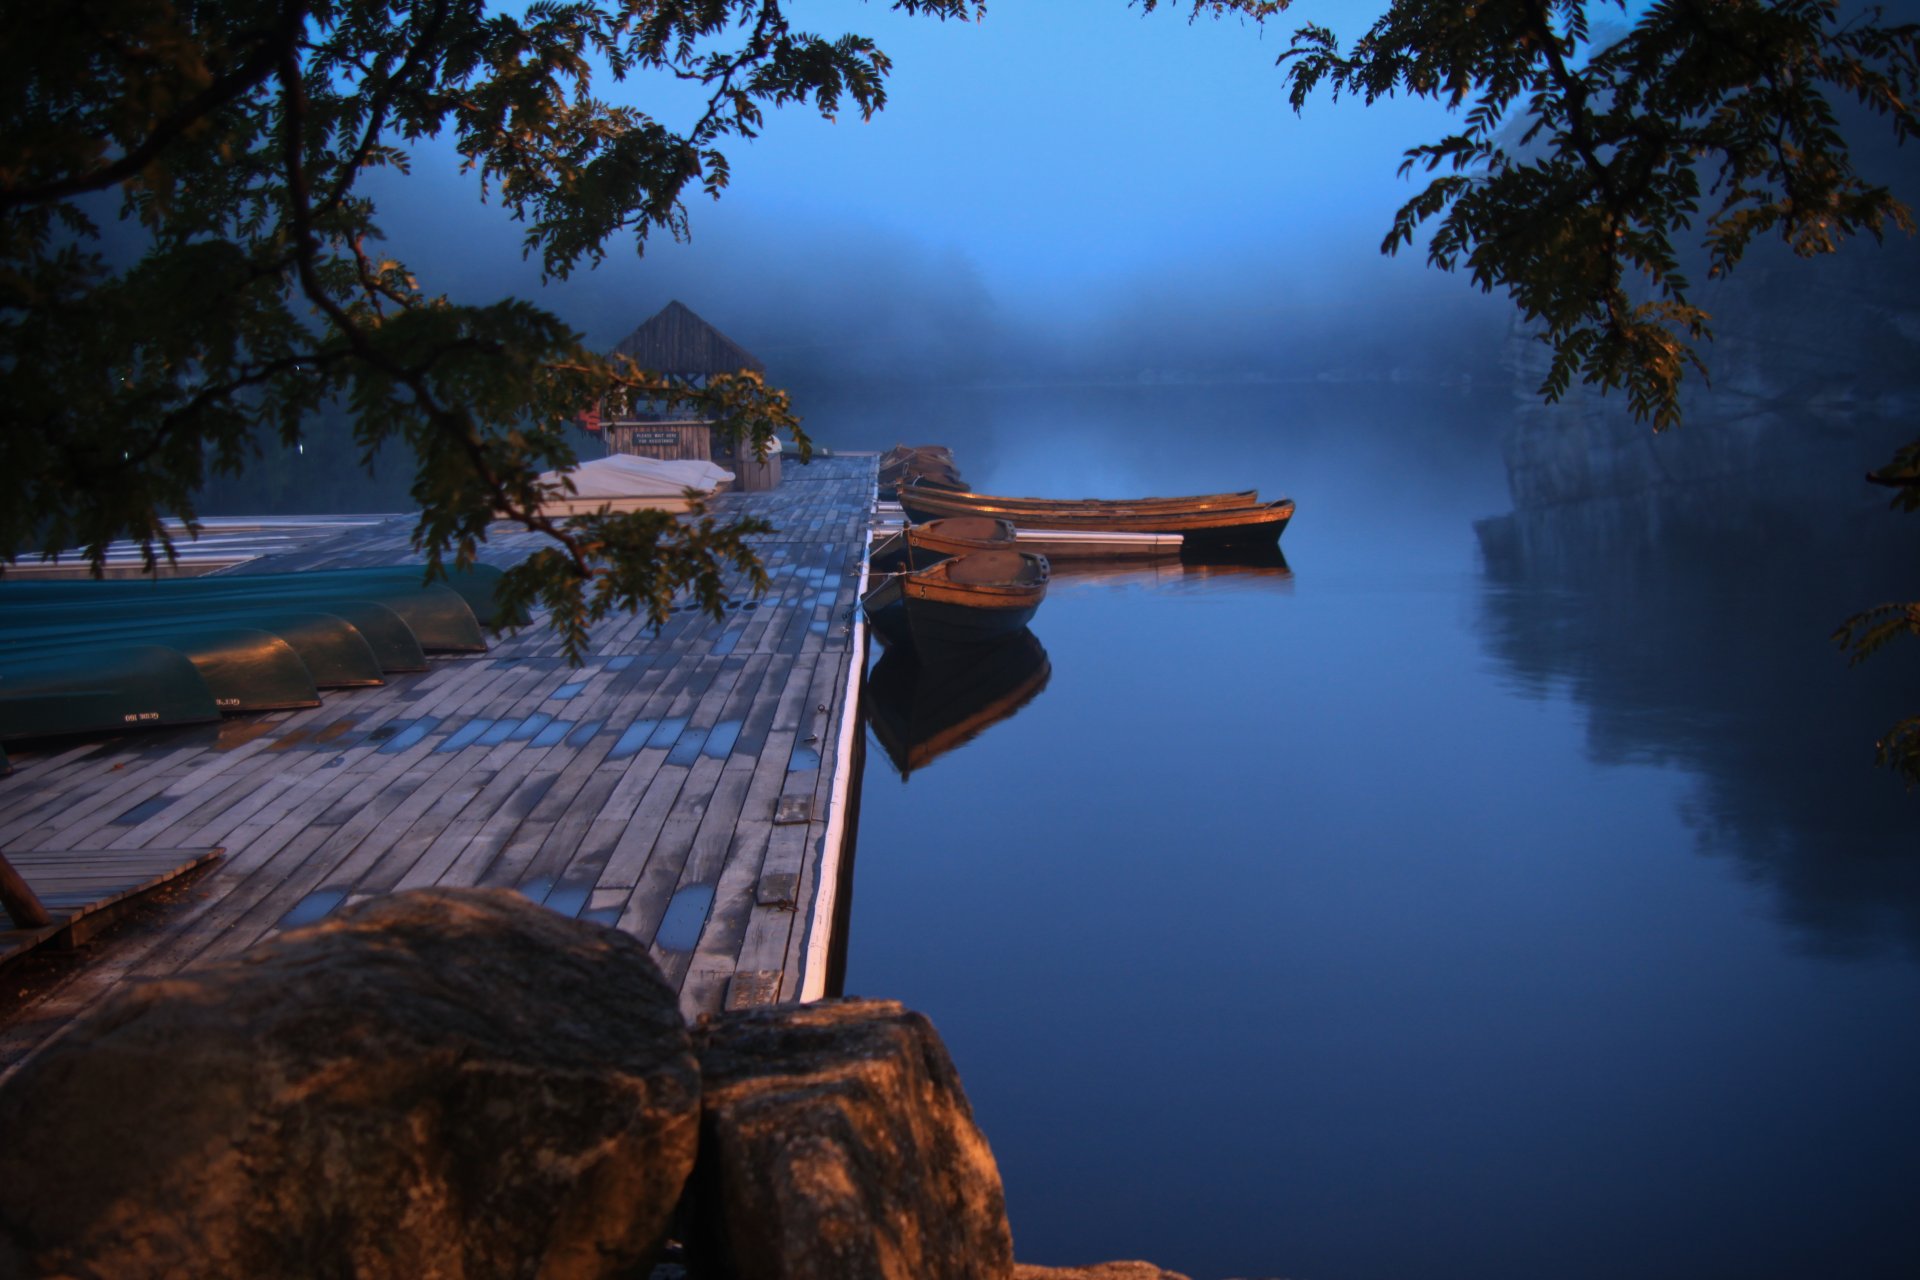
top-left (535, 454), bottom-right (735, 517)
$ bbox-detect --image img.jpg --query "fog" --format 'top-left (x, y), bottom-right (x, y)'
top-left (349, 0), bottom-right (1512, 402)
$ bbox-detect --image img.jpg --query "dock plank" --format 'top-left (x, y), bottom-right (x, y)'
top-left (1, 455), bottom-right (876, 1072)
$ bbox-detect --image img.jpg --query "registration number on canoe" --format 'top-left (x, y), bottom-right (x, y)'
top-left (124, 711), bottom-right (161, 722)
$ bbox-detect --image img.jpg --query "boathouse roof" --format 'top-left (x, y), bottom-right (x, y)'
top-left (610, 301), bottom-right (765, 376)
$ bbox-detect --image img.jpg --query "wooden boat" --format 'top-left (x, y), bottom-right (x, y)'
top-left (1, 627), bottom-right (320, 714)
top-left (0, 604), bottom-right (387, 688)
top-left (878, 444), bottom-right (966, 501)
top-left (899, 487), bottom-right (1296, 550)
top-left (899, 482), bottom-right (1260, 515)
top-left (0, 577), bottom-right (482, 652)
top-left (861, 550), bottom-right (1049, 653)
top-left (1007, 528), bottom-right (1183, 561)
top-left (864, 628), bottom-right (1051, 777)
top-left (870, 517), bottom-right (1188, 567)
top-left (0, 644), bottom-right (221, 743)
top-left (869, 518), bottom-right (1017, 573)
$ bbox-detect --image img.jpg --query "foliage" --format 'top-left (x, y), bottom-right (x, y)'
top-left (1153, 0), bottom-right (1920, 428)
top-left (0, 0), bottom-right (977, 659)
top-left (1150, 0), bottom-right (1920, 785)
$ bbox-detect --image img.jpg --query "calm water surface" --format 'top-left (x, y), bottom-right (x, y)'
top-left (815, 384), bottom-right (1920, 1280)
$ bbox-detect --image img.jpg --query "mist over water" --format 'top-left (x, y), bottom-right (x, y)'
top-left (830, 379), bottom-right (1919, 1280)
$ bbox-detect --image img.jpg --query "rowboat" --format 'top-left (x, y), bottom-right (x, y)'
top-left (878, 445), bottom-right (966, 501)
top-left (0, 604), bottom-right (389, 688)
top-left (869, 518), bottom-right (1017, 573)
top-left (861, 550), bottom-right (1049, 653)
top-left (0, 644), bottom-right (221, 743)
top-left (0, 576), bottom-right (484, 652)
top-left (900, 482), bottom-right (1260, 514)
top-left (1, 627), bottom-right (320, 714)
top-left (898, 489), bottom-right (1295, 550)
top-left (864, 628), bottom-right (1051, 777)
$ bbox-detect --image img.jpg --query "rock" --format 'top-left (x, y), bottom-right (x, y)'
top-left (1013, 1265), bottom-right (1192, 1280)
top-left (687, 997), bottom-right (1013, 1280)
top-left (0, 887), bottom-right (701, 1280)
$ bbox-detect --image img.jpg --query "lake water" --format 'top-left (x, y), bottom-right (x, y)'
top-left (812, 382), bottom-right (1920, 1280)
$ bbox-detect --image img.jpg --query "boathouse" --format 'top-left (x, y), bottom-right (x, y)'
top-left (603, 301), bottom-right (780, 491)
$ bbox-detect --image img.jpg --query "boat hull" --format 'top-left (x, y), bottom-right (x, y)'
top-left (0, 644), bottom-right (221, 743)
top-left (869, 518), bottom-right (1017, 573)
top-left (2, 627), bottom-right (319, 713)
top-left (900, 483), bottom-right (1259, 514)
top-left (0, 607), bottom-right (387, 688)
top-left (221, 564), bottom-right (525, 627)
top-left (898, 489), bottom-right (1295, 549)
top-left (0, 576), bottom-right (485, 651)
top-left (862, 551), bottom-right (1050, 656)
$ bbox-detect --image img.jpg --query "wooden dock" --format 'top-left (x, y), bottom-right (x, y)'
top-left (0, 455), bottom-right (875, 1070)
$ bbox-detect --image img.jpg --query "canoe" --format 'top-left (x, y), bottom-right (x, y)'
top-left (864, 627), bottom-right (1051, 777)
top-left (869, 518), bottom-right (1017, 573)
top-left (0, 606), bottom-right (387, 688)
top-left (219, 563), bottom-right (527, 627)
top-left (898, 489), bottom-right (1296, 550)
top-left (861, 550), bottom-right (1049, 653)
top-left (898, 482), bottom-right (1260, 515)
top-left (0, 644), bottom-right (221, 743)
top-left (0, 596), bottom-right (424, 675)
top-left (0, 577), bottom-right (482, 652)
top-left (1, 627), bottom-right (319, 714)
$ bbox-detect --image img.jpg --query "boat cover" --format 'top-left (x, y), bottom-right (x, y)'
top-left (539, 454), bottom-right (733, 502)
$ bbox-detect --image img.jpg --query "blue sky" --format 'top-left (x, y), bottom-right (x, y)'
top-left (378, 2), bottom-right (1504, 371)
top-left (691, 2), bottom-right (1448, 300)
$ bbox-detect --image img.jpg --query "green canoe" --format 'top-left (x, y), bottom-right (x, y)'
top-left (0, 644), bottom-right (221, 743)
top-left (2, 626), bottom-right (319, 714)
top-left (0, 606), bottom-right (386, 688)
top-left (0, 596), bottom-right (423, 676)
top-left (220, 563), bottom-right (528, 627)
top-left (0, 576), bottom-right (486, 652)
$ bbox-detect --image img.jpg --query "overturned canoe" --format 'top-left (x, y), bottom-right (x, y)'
top-left (0, 576), bottom-right (482, 652)
top-left (899, 489), bottom-right (1295, 550)
top-left (862, 550), bottom-right (1049, 653)
top-left (220, 563), bottom-right (527, 627)
top-left (0, 644), bottom-right (221, 743)
top-left (1, 626), bottom-right (320, 714)
top-left (0, 604), bottom-right (388, 688)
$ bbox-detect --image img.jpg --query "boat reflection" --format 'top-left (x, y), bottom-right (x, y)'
top-left (863, 627), bottom-right (1052, 778)
top-left (1046, 545), bottom-right (1293, 593)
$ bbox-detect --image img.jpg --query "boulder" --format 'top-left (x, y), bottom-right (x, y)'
top-left (687, 997), bottom-right (1013, 1280)
top-left (0, 887), bottom-right (701, 1280)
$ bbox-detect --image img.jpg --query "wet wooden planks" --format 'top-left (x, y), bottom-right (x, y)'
top-left (0, 456), bottom-right (873, 1067)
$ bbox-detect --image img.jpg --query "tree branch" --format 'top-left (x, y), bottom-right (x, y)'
top-left (0, 2), bottom-right (310, 212)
